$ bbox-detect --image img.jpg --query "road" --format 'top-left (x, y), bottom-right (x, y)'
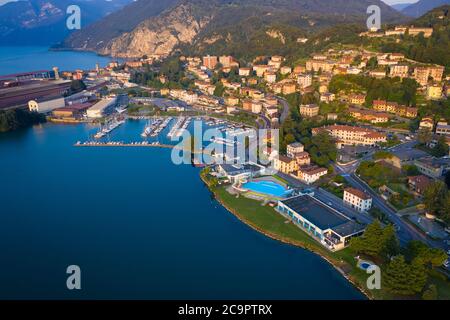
top-left (277, 98), bottom-right (290, 124)
top-left (334, 166), bottom-right (446, 249)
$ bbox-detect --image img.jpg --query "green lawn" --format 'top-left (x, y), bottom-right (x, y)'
top-left (209, 183), bottom-right (450, 300)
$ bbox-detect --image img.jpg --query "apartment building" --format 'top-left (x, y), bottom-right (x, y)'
top-left (203, 55), bottom-right (218, 69)
top-left (312, 125), bottom-right (387, 147)
top-left (297, 165), bottom-right (328, 184)
top-left (299, 104), bottom-right (320, 118)
top-left (287, 142), bottom-right (304, 157)
top-left (343, 188), bottom-right (372, 212)
top-left (274, 155), bottom-right (298, 174)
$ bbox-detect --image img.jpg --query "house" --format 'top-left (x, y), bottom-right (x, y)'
top-left (327, 113), bottom-right (338, 121)
top-left (408, 27), bottom-right (433, 38)
top-left (287, 142), bottom-right (304, 158)
top-left (253, 65), bottom-right (272, 77)
top-left (251, 101), bottom-right (263, 114)
top-left (306, 59), bottom-right (335, 73)
top-left (239, 67), bottom-right (252, 77)
top-left (203, 55), bottom-right (218, 69)
top-left (320, 92), bottom-right (336, 103)
top-left (297, 165), bottom-right (328, 184)
top-left (217, 163), bottom-right (265, 183)
top-left (348, 107), bottom-right (390, 123)
top-left (427, 84), bottom-right (443, 100)
top-left (294, 152), bottom-right (311, 166)
top-left (274, 155), bottom-right (298, 174)
top-left (369, 70), bottom-right (386, 79)
top-left (349, 94), bottom-right (366, 105)
top-left (419, 117), bottom-right (434, 131)
top-left (436, 120), bottom-right (450, 136)
top-left (343, 188), bottom-right (372, 212)
top-left (280, 66), bottom-right (292, 75)
top-left (277, 195), bottom-right (366, 251)
top-left (297, 74), bottom-right (313, 88)
top-left (299, 104), bottom-right (320, 118)
top-left (408, 175), bottom-right (432, 195)
top-left (414, 157), bottom-right (450, 179)
top-left (390, 65), bottom-right (409, 78)
top-left (282, 82), bottom-right (297, 95)
top-left (264, 72), bottom-right (277, 83)
top-left (225, 96), bottom-right (239, 106)
top-left (312, 125), bottom-right (386, 147)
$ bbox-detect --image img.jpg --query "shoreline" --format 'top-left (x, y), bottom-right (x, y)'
top-left (199, 173), bottom-right (372, 300)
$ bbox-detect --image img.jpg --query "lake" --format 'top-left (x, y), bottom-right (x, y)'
top-left (0, 120), bottom-right (365, 299)
top-left (0, 46), bottom-right (114, 75)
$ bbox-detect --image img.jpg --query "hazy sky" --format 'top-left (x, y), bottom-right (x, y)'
top-left (0, 0), bottom-right (421, 6)
top-left (382, 0), bottom-right (419, 4)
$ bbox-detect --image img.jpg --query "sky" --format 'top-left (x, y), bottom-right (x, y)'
top-left (0, 0), bottom-right (421, 6)
top-left (382, 0), bottom-right (419, 4)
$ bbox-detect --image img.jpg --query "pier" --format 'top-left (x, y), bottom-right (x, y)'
top-left (74, 141), bottom-right (205, 154)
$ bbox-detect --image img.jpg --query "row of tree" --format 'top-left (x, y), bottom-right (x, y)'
top-left (350, 221), bottom-right (447, 297)
top-left (0, 109), bottom-right (45, 133)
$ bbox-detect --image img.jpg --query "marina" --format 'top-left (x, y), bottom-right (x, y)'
top-left (141, 117), bottom-right (173, 138)
top-left (94, 117), bottom-right (126, 139)
top-left (167, 117), bottom-right (192, 139)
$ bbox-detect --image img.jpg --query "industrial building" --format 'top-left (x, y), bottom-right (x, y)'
top-left (86, 97), bottom-right (117, 118)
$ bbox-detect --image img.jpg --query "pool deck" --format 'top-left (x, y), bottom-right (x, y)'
top-left (232, 176), bottom-right (293, 201)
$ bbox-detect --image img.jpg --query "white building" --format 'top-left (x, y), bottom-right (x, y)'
top-left (287, 142), bottom-right (304, 158)
top-left (28, 97), bottom-right (65, 113)
top-left (343, 188), bottom-right (372, 212)
top-left (298, 166), bottom-right (328, 184)
top-left (86, 97), bottom-right (117, 118)
top-left (297, 74), bottom-right (312, 89)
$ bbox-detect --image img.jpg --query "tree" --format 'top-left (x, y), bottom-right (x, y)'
top-left (433, 135), bottom-right (449, 157)
top-left (350, 221), bottom-right (399, 259)
top-left (406, 241), bottom-right (448, 268)
top-left (417, 129), bottom-right (432, 145)
top-left (384, 255), bottom-right (414, 295)
top-left (423, 181), bottom-right (448, 218)
top-left (422, 284), bottom-right (438, 300)
top-left (402, 164), bottom-right (420, 176)
top-left (214, 82), bottom-right (225, 97)
top-left (384, 255), bottom-right (427, 296)
top-left (70, 80), bottom-right (86, 93)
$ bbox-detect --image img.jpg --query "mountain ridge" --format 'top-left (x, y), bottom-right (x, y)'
top-left (61, 0), bottom-right (406, 58)
top-left (401, 0), bottom-right (450, 17)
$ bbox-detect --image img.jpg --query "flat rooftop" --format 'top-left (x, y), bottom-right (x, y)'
top-left (280, 195), bottom-right (349, 230)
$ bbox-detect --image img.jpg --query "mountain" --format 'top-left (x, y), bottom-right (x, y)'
top-left (61, 0), bottom-right (405, 58)
top-left (401, 0), bottom-right (450, 17)
top-left (380, 5), bottom-right (450, 70)
top-left (0, 0), bottom-right (132, 45)
top-left (391, 3), bottom-right (414, 12)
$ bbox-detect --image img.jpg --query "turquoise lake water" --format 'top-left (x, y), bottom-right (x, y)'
top-left (0, 46), bottom-right (114, 75)
top-left (0, 120), bottom-right (365, 299)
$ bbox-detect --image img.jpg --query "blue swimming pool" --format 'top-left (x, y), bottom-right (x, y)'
top-left (242, 180), bottom-right (293, 198)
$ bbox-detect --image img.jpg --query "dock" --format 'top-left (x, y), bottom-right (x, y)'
top-left (73, 141), bottom-right (205, 154)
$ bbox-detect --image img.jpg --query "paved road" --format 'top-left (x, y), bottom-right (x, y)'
top-left (343, 172), bottom-right (446, 249)
top-left (277, 98), bottom-right (290, 124)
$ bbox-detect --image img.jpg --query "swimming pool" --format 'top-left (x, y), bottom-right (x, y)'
top-left (242, 180), bottom-right (293, 198)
